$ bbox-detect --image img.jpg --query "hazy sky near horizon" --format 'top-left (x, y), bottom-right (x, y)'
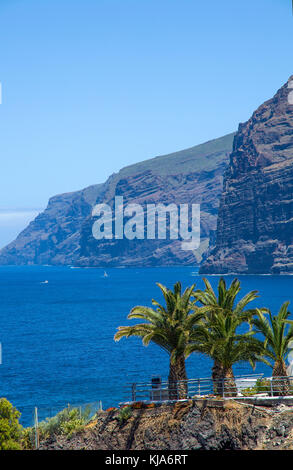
top-left (0, 0), bottom-right (292, 247)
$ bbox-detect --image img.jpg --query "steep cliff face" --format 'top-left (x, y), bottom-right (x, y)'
top-left (77, 164), bottom-right (226, 267)
top-left (38, 400), bottom-right (293, 450)
top-left (73, 133), bottom-right (234, 267)
top-left (0, 184), bottom-right (103, 266)
top-left (0, 134), bottom-right (234, 267)
top-left (200, 76), bottom-right (293, 274)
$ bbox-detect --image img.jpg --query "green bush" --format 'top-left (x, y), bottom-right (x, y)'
top-left (117, 406), bottom-right (133, 424)
top-left (38, 405), bottom-right (91, 439)
top-left (241, 379), bottom-right (271, 397)
top-left (0, 398), bottom-right (23, 450)
top-left (21, 427), bottom-right (35, 450)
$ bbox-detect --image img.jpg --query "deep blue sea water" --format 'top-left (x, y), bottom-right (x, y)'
top-left (0, 265), bottom-right (292, 426)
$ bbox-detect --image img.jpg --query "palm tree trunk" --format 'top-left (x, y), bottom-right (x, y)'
top-left (212, 362), bottom-right (237, 397)
top-left (223, 367), bottom-right (237, 397)
top-left (168, 355), bottom-right (188, 400)
top-left (212, 360), bottom-right (224, 396)
top-left (272, 360), bottom-right (291, 396)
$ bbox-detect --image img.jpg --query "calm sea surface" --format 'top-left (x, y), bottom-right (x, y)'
top-left (0, 265), bottom-right (292, 426)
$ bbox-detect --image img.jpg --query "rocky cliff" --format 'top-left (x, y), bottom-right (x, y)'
top-left (0, 184), bottom-right (104, 266)
top-left (38, 400), bottom-right (293, 450)
top-left (200, 76), bottom-right (293, 274)
top-left (0, 134), bottom-right (234, 267)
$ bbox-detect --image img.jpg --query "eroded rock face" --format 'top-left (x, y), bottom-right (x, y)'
top-left (200, 76), bottom-right (293, 274)
top-left (0, 184), bottom-right (103, 266)
top-left (38, 401), bottom-right (293, 451)
top-left (77, 167), bottom-right (225, 267)
top-left (0, 134), bottom-right (233, 267)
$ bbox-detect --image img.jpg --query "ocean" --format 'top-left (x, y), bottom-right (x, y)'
top-left (0, 265), bottom-right (292, 426)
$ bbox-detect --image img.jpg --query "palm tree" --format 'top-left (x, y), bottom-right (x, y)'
top-left (252, 302), bottom-right (293, 396)
top-left (114, 282), bottom-right (203, 399)
top-left (190, 278), bottom-right (263, 396)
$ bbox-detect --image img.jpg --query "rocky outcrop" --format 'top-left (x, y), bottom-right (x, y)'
top-left (77, 166), bottom-right (225, 267)
top-left (0, 184), bottom-right (104, 266)
top-left (200, 76), bottom-right (293, 274)
top-left (0, 134), bottom-right (234, 267)
top-left (38, 400), bottom-right (293, 450)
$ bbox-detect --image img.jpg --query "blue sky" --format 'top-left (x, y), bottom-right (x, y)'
top-left (0, 0), bottom-right (292, 247)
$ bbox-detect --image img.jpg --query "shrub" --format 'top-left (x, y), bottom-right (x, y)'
top-left (21, 427), bottom-right (35, 450)
top-left (145, 403), bottom-right (156, 409)
top-left (106, 407), bottom-right (117, 412)
top-left (132, 401), bottom-right (144, 409)
top-left (0, 398), bottom-right (23, 450)
top-left (117, 406), bottom-right (133, 424)
top-left (38, 405), bottom-right (91, 439)
top-left (241, 379), bottom-right (272, 397)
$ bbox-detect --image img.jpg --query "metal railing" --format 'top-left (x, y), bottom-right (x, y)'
top-left (122, 374), bottom-right (293, 403)
top-left (238, 376), bottom-right (293, 398)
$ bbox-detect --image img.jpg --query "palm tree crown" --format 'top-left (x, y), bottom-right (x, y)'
top-left (114, 281), bottom-right (203, 398)
top-left (253, 302), bottom-right (293, 373)
top-left (189, 277), bottom-right (264, 395)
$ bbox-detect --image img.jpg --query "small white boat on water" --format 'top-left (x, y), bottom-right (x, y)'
top-left (40, 280), bottom-right (49, 284)
top-left (103, 271), bottom-right (109, 278)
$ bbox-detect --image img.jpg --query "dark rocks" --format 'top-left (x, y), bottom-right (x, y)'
top-left (201, 76), bottom-right (293, 274)
top-left (0, 134), bottom-right (234, 267)
top-left (38, 400), bottom-right (293, 450)
top-left (0, 184), bottom-right (103, 266)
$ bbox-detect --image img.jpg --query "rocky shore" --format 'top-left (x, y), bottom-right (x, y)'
top-left (39, 399), bottom-right (293, 450)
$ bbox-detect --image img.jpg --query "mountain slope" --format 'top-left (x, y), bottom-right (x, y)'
top-left (200, 76), bottom-right (293, 274)
top-left (0, 133), bottom-right (234, 266)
